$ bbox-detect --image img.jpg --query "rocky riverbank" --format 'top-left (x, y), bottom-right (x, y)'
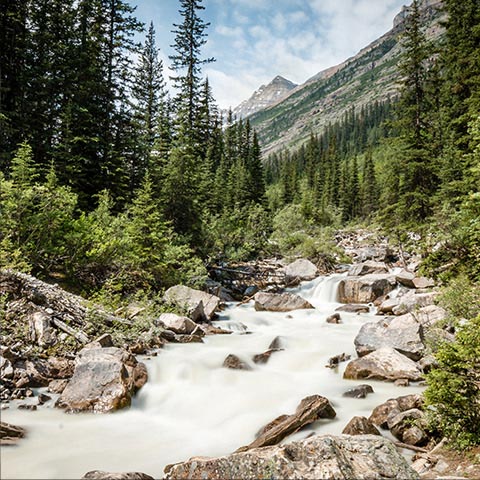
top-left (1, 230), bottom-right (477, 479)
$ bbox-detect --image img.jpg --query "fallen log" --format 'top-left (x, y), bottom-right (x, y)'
top-left (51, 317), bottom-right (89, 344)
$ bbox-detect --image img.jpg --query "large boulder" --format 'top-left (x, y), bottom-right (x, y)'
top-left (254, 292), bottom-right (314, 312)
top-left (56, 347), bottom-right (147, 413)
top-left (369, 394), bottom-right (424, 428)
top-left (282, 259), bottom-right (318, 284)
top-left (354, 314), bottom-right (425, 360)
top-left (343, 347), bottom-right (423, 382)
top-left (238, 395), bottom-right (336, 451)
top-left (82, 472), bottom-right (154, 480)
top-left (0, 421), bottom-right (26, 446)
top-left (391, 291), bottom-right (439, 315)
top-left (163, 285), bottom-right (220, 322)
top-left (155, 313), bottom-right (197, 335)
top-left (387, 408), bottom-right (428, 446)
top-left (338, 274), bottom-right (396, 304)
top-left (164, 434), bottom-right (419, 480)
top-left (348, 261), bottom-right (389, 277)
top-left (413, 305), bottom-right (448, 328)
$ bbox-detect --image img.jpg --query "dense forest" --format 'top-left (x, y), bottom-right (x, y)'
top-left (0, 0), bottom-right (479, 455)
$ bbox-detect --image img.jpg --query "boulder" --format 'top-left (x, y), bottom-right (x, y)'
top-left (326, 313), bottom-right (342, 324)
top-left (338, 274), bottom-right (396, 304)
top-left (353, 315), bottom-right (425, 360)
top-left (283, 259), bottom-right (318, 284)
top-left (342, 416), bottom-right (380, 436)
top-left (164, 434), bottom-right (419, 480)
top-left (0, 356), bottom-right (14, 379)
top-left (351, 246), bottom-right (393, 262)
top-left (155, 313), bottom-right (197, 335)
top-left (369, 394), bottom-right (424, 428)
top-left (342, 384), bottom-right (374, 399)
top-left (28, 311), bottom-right (57, 347)
top-left (254, 292), bottom-right (314, 312)
top-left (392, 291), bottom-right (438, 315)
top-left (326, 353), bottom-right (351, 368)
top-left (413, 305), bottom-right (447, 329)
top-left (0, 421), bottom-right (26, 446)
top-left (56, 347), bottom-right (147, 413)
top-left (412, 277), bottom-right (435, 289)
top-left (48, 378), bottom-right (69, 394)
top-left (223, 354), bottom-right (252, 371)
top-left (268, 336), bottom-right (284, 350)
top-left (388, 408), bottom-right (428, 446)
top-left (335, 304), bottom-right (370, 314)
top-left (395, 269), bottom-right (416, 288)
top-left (86, 333), bottom-right (114, 349)
top-left (348, 261), bottom-right (389, 276)
top-left (82, 472), bottom-right (154, 480)
top-left (163, 285), bottom-right (220, 322)
top-left (343, 347), bottom-right (423, 382)
top-left (238, 395), bottom-right (336, 451)
top-left (252, 348), bottom-right (282, 365)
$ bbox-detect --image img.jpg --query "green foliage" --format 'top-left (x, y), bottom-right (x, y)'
top-left (424, 315), bottom-right (480, 449)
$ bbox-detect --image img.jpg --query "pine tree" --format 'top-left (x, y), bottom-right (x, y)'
top-left (169, 0), bottom-right (214, 146)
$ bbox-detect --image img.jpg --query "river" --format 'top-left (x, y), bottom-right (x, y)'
top-left (1, 274), bottom-right (422, 479)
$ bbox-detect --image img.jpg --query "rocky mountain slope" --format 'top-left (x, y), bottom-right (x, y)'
top-left (241, 0), bottom-right (444, 156)
top-left (232, 75), bottom-right (297, 120)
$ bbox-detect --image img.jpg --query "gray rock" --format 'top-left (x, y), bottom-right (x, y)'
top-left (343, 347), bottom-right (423, 382)
top-left (82, 471), bottom-right (154, 480)
top-left (283, 259), bottom-right (318, 284)
top-left (342, 384), bottom-right (374, 399)
top-left (326, 313), bottom-right (342, 323)
top-left (163, 285), bottom-right (220, 322)
top-left (352, 246), bottom-right (393, 262)
top-left (369, 394), bottom-right (424, 428)
top-left (326, 352), bottom-right (351, 368)
top-left (0, 356), bottom-right (14, 379)
top-left (238, 395), bottom-right (336, 451)
top-left (388, 408), bottom-right (428, 445)
top-left (48, 378), bottom-right (69, 394)
top-left (164, 434), bottom-right (419, 480)
top-left (413, 305), bottom-right (447, 328)
top-left (412, 277), bottom-right (435, 289)
top-left (28, 311), bottom-right (57, 347)
top-left (56, 347), bottom-right (147, 413)
top-left (354, 314), bottom-right (425, 361)
top-left (155, 313), bottom-right (197, 335)
top-left (342, 416), bottom-right (381, 436)
top-left (348, 261), bottom-right (389, 276)
top-left (335, 304), bottom-right (370, 314)
top-left (223, 354), bottom-right (252, 371)
top-left (395, 269), bottom-right (416, 288)
top-left (338, 274), bottom-right (396, 304)
top-left (392, 291), bottom-right (439, 315)
top-left (254, 292), bottom-right (314, 312)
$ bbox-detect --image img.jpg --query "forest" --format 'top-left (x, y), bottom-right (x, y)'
top-left (0, 0), bottom-right (479, 457)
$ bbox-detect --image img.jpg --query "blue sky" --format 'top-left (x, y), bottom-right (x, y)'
top-left (130, 0), bottom-right (408, 109)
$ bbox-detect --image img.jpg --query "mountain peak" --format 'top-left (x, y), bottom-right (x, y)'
top-left (232, 75), bottom-right (297, 120)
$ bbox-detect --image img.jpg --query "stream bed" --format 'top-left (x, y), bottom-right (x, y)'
top-left (1, 274), bottom-right (423, 479)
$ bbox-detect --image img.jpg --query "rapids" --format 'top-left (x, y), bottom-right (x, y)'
top-left (0, 274), bottom-right (422, 479)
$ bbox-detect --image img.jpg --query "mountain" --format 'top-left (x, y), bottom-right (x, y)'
top-left (232, 75), bottom-right (298, 120)
top-left (243, 0), bottom-right (445, 157)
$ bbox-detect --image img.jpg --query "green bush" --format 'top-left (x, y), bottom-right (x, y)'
top-left (424, 315), bottom-right (480, 449)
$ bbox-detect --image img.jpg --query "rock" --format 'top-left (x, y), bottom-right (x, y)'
top-left (243, 286), bottom-right (259, 298)
top-left (174, 334), bottom-right (204, 344)
top-left (163, 285), bottom-right (220, 322)
top-left (414, 305), bottom-right (447, 328)
top-left (223, 354), bottom-right (252, 371)
top-left (348, 261), bottom-right (389, 276)
top-left (326, 313), bottom-right (342, 323)
top-left (394, 378), bottom-right (410, 387)
top-left (268, 336), bottom-right (284, 350)
top-left (18, 404), bottom-right (37, 410)
top-left (201, 325), bottom-right (232, 335)
top-left (352, 246), bottom-right (393, 262)
top-left (56, 347), bottom-right (147, 413)
top-left (395, 269), bottom-right (416, 288)
top-left (254, 292), bottom-right (314, 312)
top-left (412, 277), bottom-right (435, 289)
top-left (392, 291), bottom-right (439, 315)
top-left (38, 393), bottom-right (51, 405)
top-left (85, 333), bottom-right (114, 349)
top-left (252, 348), bottom-right (282, 365)
top-left (238, 395), bottom-right (336, 451)
top-left (342, 416), bottom-right (381, 435)
top-left (0, 356), bottom-right (14, 379)
top-left (342, 384), bottom-right (374, 399)
top-left (164, 434), bottom-right (419, 480)
top-left (283, 259), bottom-right (318, 285)
top-left (0, 421), bottom-right (27, 446)
top-left (343, 347), bottom-right (423, 382)
top-left (338, 274), bottom-right (396, 304)
top-left (82, 471), bottom-right (154, 480)
top-left (377, 296), bottom-right (400, 314)
top-left (335, 304), bottom-right (370, 314)
top-left (326, 353), bottom-right (351, 368)
top-left (155, 313), bottom-right (197, 335)
top-left (353, 314), bottom-right (425, 361)
top-left (28, 311), bottom-right (57, 347)
top-left (48, 379), bottom-right (69, 394)
top-left (369, 394), bottom-right (424, 428)
top-left (47, 357), bottom-right (75, 379)
top-left (418, 354), bottom-right (437, 373)
top-left (388, 408), bottom-right (428, 445)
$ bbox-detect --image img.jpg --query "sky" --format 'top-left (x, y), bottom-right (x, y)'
top-left (130, 0), bottom-right (408, 110)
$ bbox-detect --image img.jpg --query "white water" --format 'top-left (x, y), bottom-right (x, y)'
top-left (1, 275), bottom-right (422, 479)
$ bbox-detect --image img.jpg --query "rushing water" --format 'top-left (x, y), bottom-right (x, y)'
top-left (1, 274), bottom-right (422, 479)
